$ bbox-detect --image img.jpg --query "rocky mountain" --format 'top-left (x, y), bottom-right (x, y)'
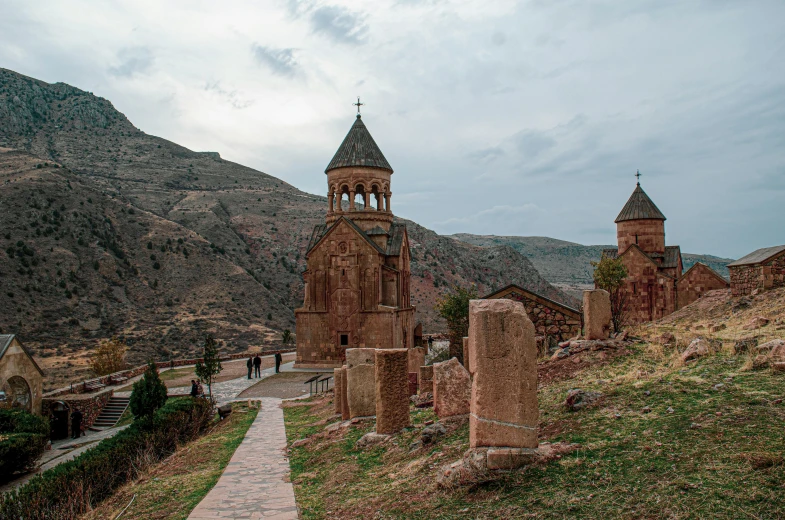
top-left (452, 234), bottom-right (734, 300)
top-left (0, 68), bottom-right (569, 387)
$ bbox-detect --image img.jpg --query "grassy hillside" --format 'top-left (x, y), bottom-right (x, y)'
top-left (284, 288), bottom-right (785, 519)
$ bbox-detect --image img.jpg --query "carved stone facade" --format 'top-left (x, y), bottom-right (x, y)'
top-left (728, 245), bottom-right (785, 296)
top-left (482, 285), bottom-right (581, 342)
top-left (603, 183), bottom-right (728, 324)
top-left (295, 114), bottom-right (415, 368)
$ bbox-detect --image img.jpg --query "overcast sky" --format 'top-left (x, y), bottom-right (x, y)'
top-left (2, 0), bottom-right (783, 259)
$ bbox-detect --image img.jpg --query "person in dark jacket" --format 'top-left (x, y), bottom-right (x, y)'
top-left (253, 354), bottom-right (262, 378)
top-left (274, 352), bottom-right (282, 373)
top-left (190, 379), bottom-right (199, 397)
top-left (70, 409), bottom-right (83, 439)
top-left (246, 356), bottom-right (253, 379)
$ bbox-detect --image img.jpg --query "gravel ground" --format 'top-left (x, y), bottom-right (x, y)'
top-left (238, 372), bottom-right (333, 399)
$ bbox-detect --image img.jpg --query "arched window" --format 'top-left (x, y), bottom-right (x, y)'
top-left (7, 376), bottom-right (32, 412)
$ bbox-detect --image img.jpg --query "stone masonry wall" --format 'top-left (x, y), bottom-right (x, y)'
top-left (730, 265), bottom-right (761, 296)
top-left (43, 389), bottom-right (112, 436)
top-left (485, 287), bottom-right (581, 342)
top-left (676, 263), bottom-right (729, 308)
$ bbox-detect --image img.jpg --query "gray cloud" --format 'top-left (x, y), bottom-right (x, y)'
top-left (108, 46), bottom-right (153, 77)
top-left (287, 1), bottom-right (368, 44)
top-left (251, 44), bottom-right (298, 76)
top-left (203, 82), bottom-right (254, 110)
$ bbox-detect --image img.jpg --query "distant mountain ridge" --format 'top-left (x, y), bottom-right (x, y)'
top-left (452, 234), bottom-right (734, 296)
top-left (0, 67), bottom-right (570, 387)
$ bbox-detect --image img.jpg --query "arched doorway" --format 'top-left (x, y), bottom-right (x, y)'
top-left (7, 376), bottom-right (32, 412)
top-left (50, 401), bottom-right (70, 440)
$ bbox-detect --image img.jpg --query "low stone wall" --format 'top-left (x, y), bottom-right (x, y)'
top-left (483, 286), bottom-right (581, 342)
top-left (43, 348), bottom-right (296, 398)
top-left (43, 388), bottom-right (113, 437)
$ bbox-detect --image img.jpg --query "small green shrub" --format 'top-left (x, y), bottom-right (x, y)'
top-left (129, 361), bottom-right (168, 420)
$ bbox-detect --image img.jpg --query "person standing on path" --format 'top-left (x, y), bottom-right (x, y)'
top-left (274, 352), bottom-right (282, 373)
top-left (247, 356), bottom-right (253, 379)
top-left (190, 379), bottom-right (199, 397)
top-left (253, 354), bottom-right (262, 378)
top-left (70, 409), bottom-right (82, 439)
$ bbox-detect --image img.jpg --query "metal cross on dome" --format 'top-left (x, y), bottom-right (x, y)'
top-left (353, 96), bottom-right (364, 115)
top-left (635, 169), bottom-right (642, 184)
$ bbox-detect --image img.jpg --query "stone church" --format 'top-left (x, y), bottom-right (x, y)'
top-left (295, 113), bottom-right (415, 368)
top-left (602, 180), bottom-right (728, 324)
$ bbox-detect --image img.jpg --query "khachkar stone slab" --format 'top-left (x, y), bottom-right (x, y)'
top-left (375, 349), bottom-right (410, 434)
top-left (419, 365), bottom-right (433, 395)
top-left (346, 348), bottom-right (376, 418)
top-left (433, 357), bottom-right (471, 419)
top-left (340, 365), bottom-right (350, 420)
top-left (408, 347), bottom-right (425, 374)
top-left (334, 367), bottom-right (343, 415)
top-left (469, 299), bottom-right (538, 452)
top-left (583, 289), bottom-right (612, 340)
top-left (462, 337), bottom-right (471, 374)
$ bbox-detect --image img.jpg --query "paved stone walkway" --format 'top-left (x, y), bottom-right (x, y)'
top-left (168, 363), bottom-right (295, 405)
top-left (188, 397), bottom-right (298, 519)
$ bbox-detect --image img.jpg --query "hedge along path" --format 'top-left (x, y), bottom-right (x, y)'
top-left (83, 401), bottom-right (260, 520)
top-left (188, 397), bottom-right (299, 519)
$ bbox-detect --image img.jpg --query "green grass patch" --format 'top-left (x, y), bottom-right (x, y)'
top-left (284, 342), bottom-right (785, 519)
top-left (83, 402), bottom-right (260, 520)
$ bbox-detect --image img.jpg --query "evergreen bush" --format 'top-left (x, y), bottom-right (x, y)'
top-left (129, 361), bottom-right (168, 420)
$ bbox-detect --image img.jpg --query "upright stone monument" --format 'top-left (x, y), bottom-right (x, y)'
top-left (469, 299), bottom-right (538, 467)
top-left (418, 365), bottom-right (434, 396)
top-left (334, 367), bottom-right (343, 415)
top-left (433, 357), bottom-right (471, 419)
top-left (462, 337), bottom-right (471, 374)
top-left (583, 289), bottom-right (612, 340)
top-left (340, 365), bottom-right (350, 420)
top-left (375, 349), bottom-right (410, 434)
top-left (346, 348), bottom-right (376, 418)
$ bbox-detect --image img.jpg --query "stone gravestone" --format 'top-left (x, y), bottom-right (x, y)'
top-left (408, 347), bottom-right (426, 395)
top-left (333, 367), bottom-right (343, 415)
top-left (375, 349), bottom-right (410, 434)
top-left (583, 289), bottom-right (612, 340)
top-left (469, 299), bottom-right (538, 468)
top-left (433, 357), bottom-right (471, 419)
top-left (340, 365), bottom-right (350, 421)
top-left (408, 347), bottom-right (425, 374)
top-left (462, 337), bottom-right (471, 374)
top-left (345, 348), bottom-right (376, 418)
top-left (418, 365), bottom-right (434, 395)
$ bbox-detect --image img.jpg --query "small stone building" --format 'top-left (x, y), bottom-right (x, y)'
top-left (602, 181), bottom-right (728, 323)
top-left (295, 113), bottom-right (415, 368)
top-left (676, 262), bottom-right (730, 308)
top-left (0, 334), bottom-right (44, 415)
top-left (482, 284), bottom-right (581, 342)
top-left (727, 245), bottom-right (785, 296)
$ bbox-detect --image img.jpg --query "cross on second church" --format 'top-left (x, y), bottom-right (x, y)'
top-left (353, 96), bottom-right (364, 115)
top-left (635, 169), bottom-right (642, 184)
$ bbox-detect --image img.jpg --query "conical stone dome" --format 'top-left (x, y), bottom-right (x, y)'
top-left (615, 183), bottom-right (666, 223)
top-left (325, 115), bottom-right (392, 173)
